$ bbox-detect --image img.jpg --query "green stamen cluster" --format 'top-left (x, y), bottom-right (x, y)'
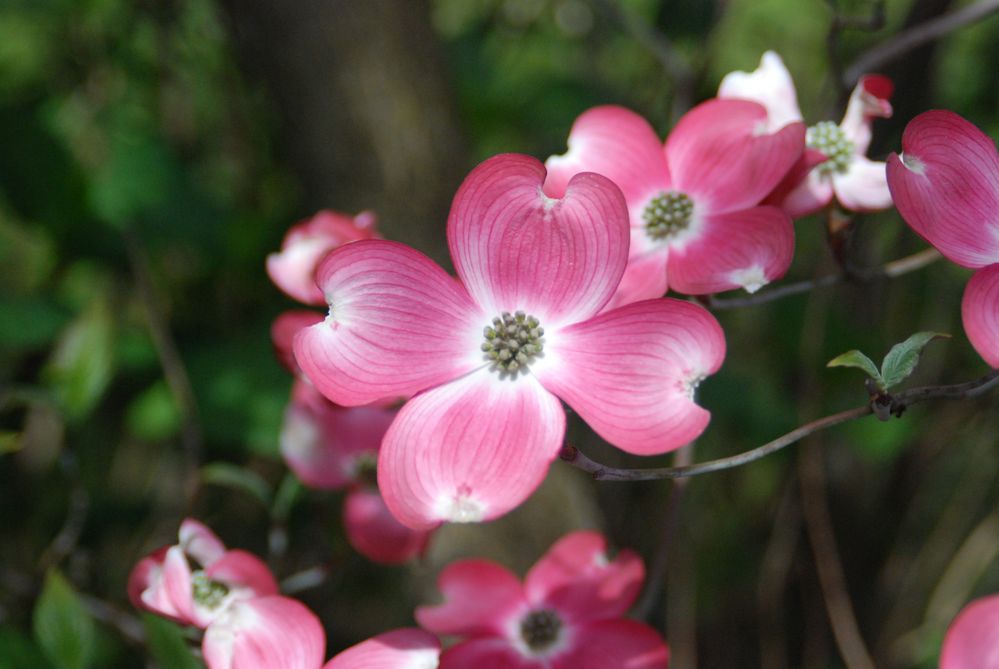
top-left (643, 191), bottom-right (694, 241)
top-left (520, 609), bottom-right (563, 651)
top-left (807, 121), bottom-right (855, 175)
top-left (481, 311), bottom-right (544, 373)
top-left (192, 571), bottom-right (230, 609)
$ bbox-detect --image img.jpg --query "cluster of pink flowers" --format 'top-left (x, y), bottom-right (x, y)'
top-left (126, 50), bottom-right (999, 668)
top-left (130, 522), bottom-right (666, 668)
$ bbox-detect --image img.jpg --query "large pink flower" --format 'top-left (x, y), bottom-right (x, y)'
top-left (940, 594), bottom-right (999, 669)
top-left (294, 154), bottom-right (726, 529)
top-left (280, 380), bottom-right (433, 564)
top-left (544, 101), bottom-right (802, 302)
top-left (268, 209), bottom-right (379, 306)
top-left (719, 50), bottom-right (894, 217)
top-left (128, 519), bottom-right (279, 629)
top-left (886, 110), bottom-right (999, 367)
top-left (416, 530), bottom-right (668, 668)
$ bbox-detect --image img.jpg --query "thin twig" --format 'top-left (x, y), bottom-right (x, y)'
top-left (705, 248), bottom-right (941, 310)
top-left (560, 369), bottom-right (999, 482)
top-left (844, 0), bottom-right (999, 85)
top-left (122, 230), bottom-right (203, 500)
top-left (39, 453), bottom-right (90, 571)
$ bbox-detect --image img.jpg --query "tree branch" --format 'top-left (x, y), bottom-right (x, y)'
top-left (560, 369), bottom-right (999, 482)
top-left (844, 0), bottom-right (999, 85)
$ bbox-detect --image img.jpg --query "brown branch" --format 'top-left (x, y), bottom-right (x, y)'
top-left (123, 230), bottom-right (203, 501)
top-left (560, 369), bottom-right (999, 482)
top-left (704, 248), bottom-right (941, 310)
top-left (844, 0), bottom-right (999, 85)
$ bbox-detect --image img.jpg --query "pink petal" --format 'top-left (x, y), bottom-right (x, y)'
top-left (158, 545), bottom-right (200, 626)
top-left (886, 110), bottom-right (999, 268)
top-left (204, 550), bottom-right (279, 598)
top-left (832, 156), bottom-right (892, 211)
top-left (281, 381), bottom-right (397, 490)
top-left (378, 369), bottom-right (566, 529)
top-left (666, 206), bottom-right (794, 296)
top-left (272, 310), bottom-right (325, 375)
top-left (324, 628), bottom-right (441, 669)
top-left (536, 299), bottom-right (725, 456)
top-left (439, 639), bottom-right (540, 669)
top-left (717, 51), bottom-right (804, 131)
top-left (781, 169), bottom-right (835, 218)
top-left (128, 547), bottom-right (190, 625)
top-left (553, 620), bottom-right (669, 669)
top-left (839, 74), bottom-right (894, 155)
top-left (343, 487), bottom-right (432, 565)
top-left (448, 153), bottom-right (629, 325)
top-left (666, 98), bottom-right (805, 213)
top-left (293, 240), bottom-right (484, 406)
top-left (179, 518), bottom-right (227, 566)
top-left (962, 264), bottom-right (999, 368)
top-left (524, 531), bottom-right (644, 622)
top-left (202, 596), bottom-right (326, 669)
top-left (544, 105), bottom-right (670, 204)
top-left (603, 249), bottom-right (670, 312)
top-left (267, 210), bottom-right (379, 306)
top-left (415, 559), bottom-right (526, 637)
top-left (940, 594), bottom-right (999, 669)
top-left (764, 148), bottom-right (828, 214)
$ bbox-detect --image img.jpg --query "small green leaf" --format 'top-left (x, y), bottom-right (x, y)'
top-left (141, 614), bottom-right (203, 669)
top-left (200, 462), bottom-right (272, 508)
top-left (827, 350), bottom-right (884, 389)
top-left (0, 624), bottom-right (52, 669)
top-left (42, 298), bottom-right (116, 421)
top-left (32, 569), bottom-right (95, 669)
top-left (880, 331), bottom-right (950, 390)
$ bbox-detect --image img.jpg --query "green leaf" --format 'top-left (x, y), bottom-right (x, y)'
top-left (0, 431), bottom-right (21, 454)
top-left (126, 381), bottom-right (181, 441)
top-left (42, 297), bottom-right (116, 421)
top-left (827, 350), bottom-right (884, 389)
top-left (32, 569), bottom-right (95, 669)
top-left (0, 624), bottom-right (52, 669)
top-left (200, 462), bottom-right (272, 508)
top-left (141, 614), bottom-right (203, 669)
top-left (880, 332), bottom-right (951, 390)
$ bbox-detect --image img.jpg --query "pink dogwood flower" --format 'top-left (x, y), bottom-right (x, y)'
top-left (325, 628), bottom-right (441, 669)
top-left (268, 209), bottom-right (379, 306)
top-left (128, 519), bottom-right (279, 628)
top-left (280, 381), bottom-right (432, 564)
top-left (718, 50), bottom-right (894, 217)
top-left (544, 101), bottom-right (801, 302)
top-left (293, 154), bottom-right (726, 530)
top-left (939, 594), bottom-right (999, 669)
top-left (416, 530), bottom-right (668, 668)
top-left (886, 110), bottom-right (999, 367)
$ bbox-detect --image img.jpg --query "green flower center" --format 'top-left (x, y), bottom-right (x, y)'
top-left (481, 311), bottom-right (544, 374)
top-left (807, 121), bottom-right (855, 175)
top-left (520, 608), bottom-right (563, 652)
top-left (191, 571), bottom-right (230, 609)
top-left (643, 191), bottom-right (694, 241)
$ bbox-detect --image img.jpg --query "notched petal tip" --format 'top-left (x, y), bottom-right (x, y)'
top-left (899, 151), bottom-right (926, 175)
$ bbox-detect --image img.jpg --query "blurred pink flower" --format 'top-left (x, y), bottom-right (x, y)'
top-left (280, 381), bottom-right (432, 564)
top-left (128, 519), bottom-right (278, 629)
top-left (886, 110), bottom-right (999, 368)
top-left (267, 209), bottom-right (379, 305)
top-left (294, 154), bottom-right (726, 529)
top-left (939, 594), bottom-right (999, 669)
top-left (203, 595), bottom-right (326, 669)
top-left (416, 531), bottom-right (668, 668)
top-left (544, 101), bottom-right (802, 301)
top-left (719, 50), bottom-right (894, 217)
